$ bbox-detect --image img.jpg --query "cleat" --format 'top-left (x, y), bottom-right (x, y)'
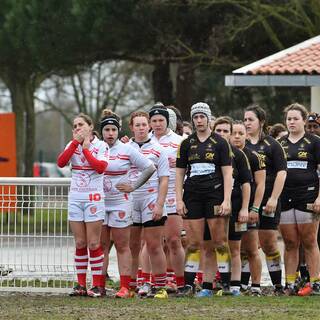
top-left (175, 285), bottom-right (194, 298)
top-left (138, 282), bottom-right (151, 297)
top-left (196, 289), bottom-right (213, 298)
top-left (231, 289), bottom-right (241, 296)
top-left (298, 283), bottom-right (312, 296)
top-left (69, 284), bottom-right (87, 297)
top-left (154, 288), bottom-right (168, 299)
top-left (284, 283), bottom-right (297, 296)
top-left (250, 288), bottom-right (262, 297)
top-left (311, 282), bottom-right (320, 295)
top-left (87, 286), bottom-right (103, 298)
top-left (115, 287), bottom-right (132, 299)
top-left (165, 281), bottom-right (178, 293)
top-left (273, 285), bottom-right (285, 296)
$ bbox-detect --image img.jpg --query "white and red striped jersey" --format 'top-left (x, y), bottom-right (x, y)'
top-left (68, 136), bottom-right (108, 201)
top-left (103, 140), bottom-right (152, 205)
top-left (150, 129), bottom-right (183, 195)
top-left (128, 139), bottom-right (170, 197)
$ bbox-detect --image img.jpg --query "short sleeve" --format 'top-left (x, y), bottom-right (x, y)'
top-left (176, 139), bottom-right (189, 169)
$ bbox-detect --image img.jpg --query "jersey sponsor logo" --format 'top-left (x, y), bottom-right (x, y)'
top-left (90, 206), bottom-right (97, 214)
top-left (190, 144), bottom-right (198, 150)
top-left (298, 151), bottom-right (308, 159)
top-left (287, 160), bottom-right (308, 169)
top-left (118, 211), bottom-right (126, 219)
top-left (167, 198), bottom-right (175, 205)
top-left (76, 172), bottom-right (91, 187)
top-left (190, 163), bottom-right (215, 177)
top-left (205, 152), bottom-right (214, 160)
top-left (188, 153), bottom-right (200, 161)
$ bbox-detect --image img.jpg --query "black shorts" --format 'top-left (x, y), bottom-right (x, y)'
top-left (228, 195), bottom-right (246, 241)
top-left (132, 216), bottom-right (167, 228)
top-left (258, 188), bottom-right (281, 230)
top-left (281, 185), bottom-right (318, 213)
top-left (183, 189), bottom-right (223, 220)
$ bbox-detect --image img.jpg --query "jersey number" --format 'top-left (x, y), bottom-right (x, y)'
top-left (89, 193), bottom-right (101, 202)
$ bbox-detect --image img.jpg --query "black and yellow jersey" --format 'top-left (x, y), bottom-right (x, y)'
top-left (278, 133), bottom-right (320, 189)
top-left (176, 132), bottom-right (232, 193)
top-left (231, 146), bottom-right (252, 198)
top-left (246, 135), bottom-right (286, 191)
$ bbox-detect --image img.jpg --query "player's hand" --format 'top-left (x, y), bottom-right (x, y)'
top-left (248, 210), bottom-right (259, 224)
top-left (152, 203), bottom-right (163, 221)
top-left (313, 197), bottom-right (320, 214)
top-left (219, 200), bottom-right (231, 216)
top-left (265, 196), bottom-right (277, 214)
top-left (176, 200), bottom-right (188, 217)
top-left (238, 208), bottom-right (249, 223)
top-left (115, 183), bottom-right (134, 193)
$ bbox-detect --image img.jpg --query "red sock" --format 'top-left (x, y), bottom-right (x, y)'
top-left (129, 278), bottom-right (137, 291)
top-left (151, 275), bottom-right (155, 285)
top-left (176, 276), bottom-right (185, 288)
top-left (75, 247), bottom-right (88, 287)
top-left (89, 247), bottom-right (104, 287)
top-left (154, 273), bottom-right (166, 288)
top-left (100, 274), bottom-right (106, 287)
top-left (120, 275), bottom-right (131, 289)
top-left (166, 268), bottom-right (175, 282)
top-left (137, 268), bottom-right (143, 286)
top-left (196, 271), bottom-right (203, 284)
top-left (142, 272), bottom-right (151, 284)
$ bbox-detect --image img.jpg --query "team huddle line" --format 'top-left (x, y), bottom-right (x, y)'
top-left (57, 102), bottom-right (320, 298)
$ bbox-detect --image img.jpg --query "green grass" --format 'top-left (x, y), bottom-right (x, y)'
top-left (0, 295), bottom-right (319, 319)
top-left (0, 209), bottom-right (69, 235)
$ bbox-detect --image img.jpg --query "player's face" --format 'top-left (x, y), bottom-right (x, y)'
top-left (131, 116), bottom-right (150, 141)
top-left (150, 115), bottom-right (167, 136)
top-left (183, 125), bottom-right (192, 136)
top-left (102, 125), bottom-right (118, 146)
top-left (286, 110), bottom-right (305, 134)
top-left (73, 117), bottom-right (92, 135)
top-left (214, 123), bottom-right (231, 141)
top-left (192, 113), bottom-right (209, 132)
top-left (306, 121), bottom-right (320, 136)
top-left (244, 111), bottom-right (261, 137)
top-left (230, 124), bottom-right (246, 149)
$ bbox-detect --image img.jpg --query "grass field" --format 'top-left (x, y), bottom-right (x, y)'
top-left (1, 294), bottom-right (319, 320)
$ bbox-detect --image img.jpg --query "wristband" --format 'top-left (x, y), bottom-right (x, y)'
top-left (251, 206), bottom-right (260, 214)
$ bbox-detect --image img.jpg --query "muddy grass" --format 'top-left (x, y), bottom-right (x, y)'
top-left (0, 293), bottom-right (319, 320)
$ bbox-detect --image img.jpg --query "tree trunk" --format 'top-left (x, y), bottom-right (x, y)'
top-left (175, 63), bottom-right (195, 121)
top-left (6, 78), bottom-right (35, 177)
top-left (152, 61), bottom-right (173, 105)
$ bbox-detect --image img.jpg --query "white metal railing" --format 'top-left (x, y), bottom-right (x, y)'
top-left (0, 177), bottom-right (76, 292)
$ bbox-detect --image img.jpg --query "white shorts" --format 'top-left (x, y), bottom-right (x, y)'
top-left (103, 201), bottom-right (132, 228)
top-left (132, 194), bottom-right (167, 225)
top-left (165, 193), bottom-right (177, 215)
top-left (280, 209), bottom-right (320, 225)
top-left (68, 201), bottom-right (105, 222)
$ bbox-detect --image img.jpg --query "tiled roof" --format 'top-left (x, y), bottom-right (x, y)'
top-left (233, 36), bottom-right (320, 75)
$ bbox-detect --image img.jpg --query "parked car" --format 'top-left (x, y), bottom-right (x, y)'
top-left (33, 162), bottom-right (71, 177)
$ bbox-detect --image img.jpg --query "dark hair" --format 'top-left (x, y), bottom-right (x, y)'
top-left (245, 104), bottom-right (268, 137)
top-left (213, 116), bottom-right (233, 133)
top-left (284, 103), bottom-right (308, 121)
top-left (183, 121), bottom-right (192, 130)
top-left (269, 123), bottom-right (287, 139)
